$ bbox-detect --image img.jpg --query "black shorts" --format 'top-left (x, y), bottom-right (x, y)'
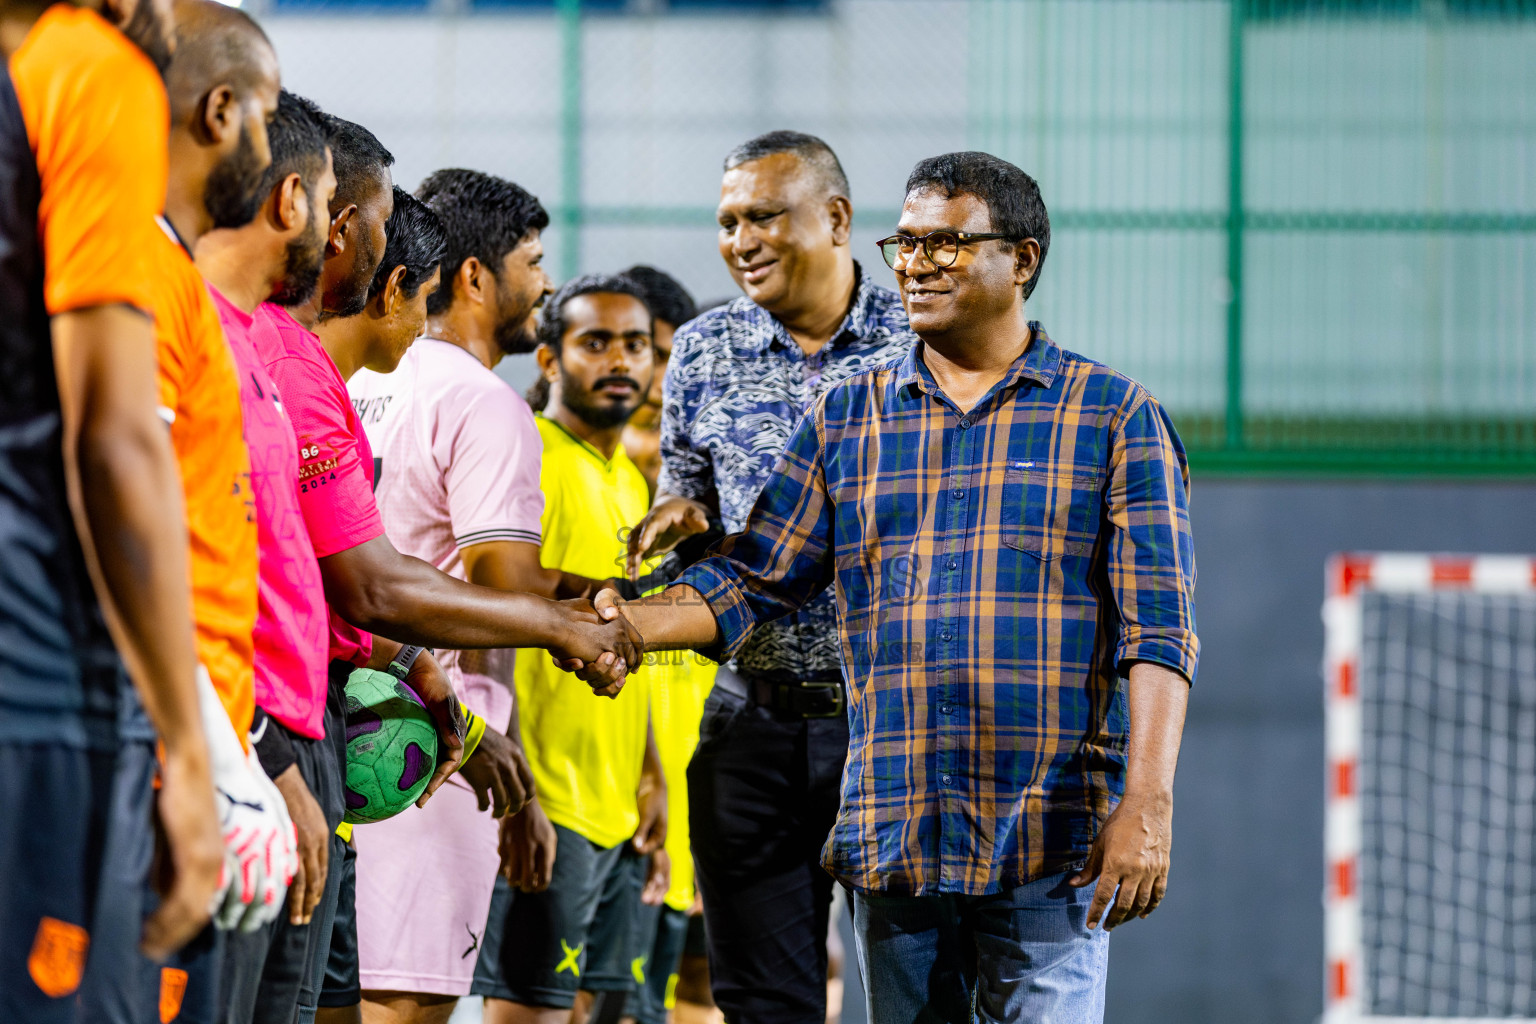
top-left (242, 667), bottom-right (349, 1024)
top-left (471, 823), bottom-right (645, 1008)
top-left (164, 722), bottom-right (358, 1024)
top-left (0, 740), bottom-right (158, 1024)
top-left (316, 838), bottom-right (359, 1007)
top-left (630, 904), bottom-right (690, 1024)
top-left (159, 924), bottom-right (225, 1024)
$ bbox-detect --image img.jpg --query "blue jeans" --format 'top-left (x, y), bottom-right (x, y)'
top-left (849, 870), bottom-right (1110, 1024)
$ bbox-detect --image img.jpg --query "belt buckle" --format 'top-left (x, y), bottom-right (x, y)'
top-left (796, 681), bottom-right (844, 719)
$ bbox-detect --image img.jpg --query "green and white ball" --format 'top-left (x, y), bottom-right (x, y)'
top-left (342, 667), bottom-right (438, 824)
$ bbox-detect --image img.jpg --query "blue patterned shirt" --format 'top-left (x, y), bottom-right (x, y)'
top-left (677, 326), bottom-right (1199, 895)
top-left (657, 265), bottom-right (916, 680)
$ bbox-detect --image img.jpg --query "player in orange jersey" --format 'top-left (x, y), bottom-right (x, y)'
top-left (0, 0), bottom-right (222, 1020)
top-left (153, 0), bottom-right (299, 943)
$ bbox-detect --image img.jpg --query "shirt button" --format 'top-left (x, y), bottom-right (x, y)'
top-left (940, 631), bottom-right (952, 642)
top-left (941, 774), bottom-right (953, 786)
top-left (958, 419), bottom-right (970, 430)
top-left (951, 488), bottom-right (964, 499)
top-left (939, 702), bottom-right (952, 715)
top-left (947, 559), bottom-right (958, 571)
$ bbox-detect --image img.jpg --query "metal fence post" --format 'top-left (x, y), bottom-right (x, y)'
top-left (558, 0), bottom-right (582, 281)
top-left (1225, 0), bottom-right (1246, 452)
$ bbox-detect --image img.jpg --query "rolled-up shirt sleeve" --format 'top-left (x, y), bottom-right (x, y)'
top-left (1105, 389), bottom-right (1200, 683)
top-left (676, 404), bottom-right (836, 662)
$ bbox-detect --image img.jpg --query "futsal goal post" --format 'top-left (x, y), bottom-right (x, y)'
top-left (1323, 553), bottom-right (1536, 1024)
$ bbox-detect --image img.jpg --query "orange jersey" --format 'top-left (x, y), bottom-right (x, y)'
top-left (150, 221), bottom-right (257, 739)
top-left (11, 3), bottom-right (168, 316)
top-left (3, 6), bottom-right (173, 745)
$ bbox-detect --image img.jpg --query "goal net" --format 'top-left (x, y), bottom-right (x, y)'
top-left (1324, 554), bottom-right (1536, 1024)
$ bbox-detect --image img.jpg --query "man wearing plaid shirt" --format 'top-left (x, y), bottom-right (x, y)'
top-left (579, 151), bottom-right (1198, 1022)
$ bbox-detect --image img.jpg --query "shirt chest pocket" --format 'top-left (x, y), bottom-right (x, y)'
top-left (996, 460), bottom-right (1104, 559)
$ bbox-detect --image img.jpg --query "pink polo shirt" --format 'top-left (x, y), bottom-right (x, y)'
top-left (347, 338), bottom-right (545, 992)
top-left (252, 302), bottom-right (381, 668)
top-left (213, 288), bottom-right (328, 738)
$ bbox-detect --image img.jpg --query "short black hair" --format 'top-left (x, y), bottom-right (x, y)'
top-left (536, 273), bottom-right (651, 357)
top-left (525, 273), bottom-right (651, 411)
top-left (619, 265), bottom-right (697, 330)
top-left (289, 94), bottom-right (394, 213)
top-left (904, 151), bottom-right (1050, 300)
top-left (723, 130), bottom-right (850, 200)
top-left (416, 168), bottom-right (552, 317)
top-left (258, 90), bottom-right (329, 200)
top-left (368, 187), bottom-right (448, 302)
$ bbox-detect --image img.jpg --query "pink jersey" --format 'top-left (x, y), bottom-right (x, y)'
top-left (347, 337), bottom-right (545, 995)
top-left (253, 303), bottom-right (380, 668)
top-left (212, 289), bottom-right (329, 739)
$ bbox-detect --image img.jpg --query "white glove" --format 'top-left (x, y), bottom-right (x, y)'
top-left (196, 667), bottom-right (296, 932)
top-left (250, 744), bottom-right (299, 904)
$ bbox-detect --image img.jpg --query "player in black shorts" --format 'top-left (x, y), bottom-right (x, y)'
top-left (0, 0), bottom-right (224, 1020)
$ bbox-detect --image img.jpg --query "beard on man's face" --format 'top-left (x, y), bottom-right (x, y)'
top-left (558, 366), bottom-right (646, 430)
top-left (492, 277), bottom-right (540, 356)
top-left (494, 315), bottom-right (538, 356)
top-left (321, 223), bottom-right (378, 322)
top-left (203, 126), bottom-right (267, 231)
top-left (121, 0), bottom-right (172, 75)
top-left (269, 201), bottom-right (326, 307)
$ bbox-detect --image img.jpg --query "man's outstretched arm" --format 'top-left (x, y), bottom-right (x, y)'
top-left (574, 405), bottom-right (839, 676)
top-left (591, 585), bottom-right (721, 652)
top-left (461, 539), bottom-right (615, 601)
top-left (318, 535), bottom-right (639, 696)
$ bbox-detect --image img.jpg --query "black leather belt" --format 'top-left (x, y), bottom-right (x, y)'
top-left (714, 667), bottom-right (845, 719)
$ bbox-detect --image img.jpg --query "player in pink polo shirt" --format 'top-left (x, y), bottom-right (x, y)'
top-left (197, 96), bottom-right (637, 1024)
top-left (346, 170), bottom-right (628, 1011)
top-left (247, 112), bottom-right (636, 1021)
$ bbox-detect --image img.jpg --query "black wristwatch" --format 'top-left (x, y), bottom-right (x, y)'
top-left (386, 645), bottom-right (428, 681)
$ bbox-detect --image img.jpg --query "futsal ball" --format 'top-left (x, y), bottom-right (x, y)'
top-left (342, 668), bottom-right (439, 824)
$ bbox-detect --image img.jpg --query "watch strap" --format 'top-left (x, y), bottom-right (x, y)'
top-left (386, 644), bottom-right (427, 681)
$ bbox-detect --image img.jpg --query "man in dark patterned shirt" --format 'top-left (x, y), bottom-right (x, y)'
top-left (599, 153), bottom-right (1197, 1023)
top-left (624, 131), bottom-right (916, 1024)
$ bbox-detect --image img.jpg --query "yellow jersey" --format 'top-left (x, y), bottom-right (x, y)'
top-left (517, 416), bottom-right (651, 848)
top-left (647, 648), bottom-right (714, 910)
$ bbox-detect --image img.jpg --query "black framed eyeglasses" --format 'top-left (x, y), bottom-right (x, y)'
top-left (876, 231), bottom-right (1014, 270)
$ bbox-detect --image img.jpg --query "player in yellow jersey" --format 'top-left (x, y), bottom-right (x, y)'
top-left (627, 649), bottom-right (715, 1024)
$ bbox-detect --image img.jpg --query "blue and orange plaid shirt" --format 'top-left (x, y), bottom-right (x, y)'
top-left (676, 324), bottom-right (1199, 896)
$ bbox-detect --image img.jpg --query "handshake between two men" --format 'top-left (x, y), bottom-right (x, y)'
top-left (547, 593), bottom-right (654, 697)
top-left (555, 495), bottom-right (725, 693)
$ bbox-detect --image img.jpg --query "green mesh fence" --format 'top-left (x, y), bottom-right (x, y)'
top-left (966, 0), bottom-right (1536, 474)
top-left (468, 0), bottom-right (1536, 474)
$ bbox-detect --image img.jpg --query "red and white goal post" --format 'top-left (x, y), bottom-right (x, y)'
top-left (1323, 553), bottom-right (1536, 1024)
